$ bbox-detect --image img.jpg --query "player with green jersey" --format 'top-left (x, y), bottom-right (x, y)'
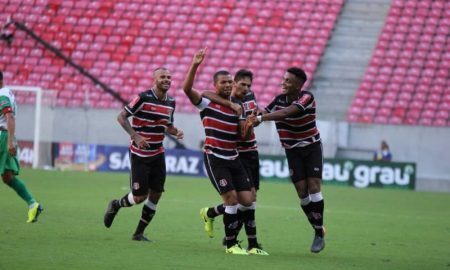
top-left (0, 71), bottom-right (43, 223)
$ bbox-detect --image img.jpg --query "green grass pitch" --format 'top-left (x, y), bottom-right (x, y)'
top-left (0, 169), bottom-right (449, 270)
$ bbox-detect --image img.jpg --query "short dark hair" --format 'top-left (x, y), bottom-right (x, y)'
top-left (287, 67), bottom-right (307, 83)
top-left (234, 69), bottom-right (253, 82)
top-left (153, 67), bottom-right (168, 74)
top-left (213, 70), bottom-right (230, 83)
top-left (0, 71), bottom-right (3, 80)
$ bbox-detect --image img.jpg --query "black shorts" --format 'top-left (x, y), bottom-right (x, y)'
top-left (130, 152), bottom-right (166, 196)
top-left (285, 141), bottom-right (323, 183)
top-left (204, 153), bottom-right (253, 195)
top-left (238, 151), bottom-right (260, 190)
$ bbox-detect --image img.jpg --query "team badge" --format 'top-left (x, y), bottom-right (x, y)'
top-left (133, 183), bottom-right (140, 190)
top-left (219, 179), bottom-right (228, 187)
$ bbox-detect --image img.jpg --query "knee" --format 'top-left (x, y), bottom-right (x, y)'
top-left (307, 178), bottom-right (322, 194)
top-left (222, 192), bottom-right (238, 205)
top-left (133, 195), bottom-right (147, 204)
top-left (2, 174), bottom-right (13, 185)
top-left (294, 182), bottom-right (308, 198)
top-left (148, 192), bottom-right (162, 204)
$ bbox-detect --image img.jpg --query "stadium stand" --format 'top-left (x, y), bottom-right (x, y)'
top-left (348, 0), bottom-right (449, 127)
top-left (0, 0), bottom-right (343, 111)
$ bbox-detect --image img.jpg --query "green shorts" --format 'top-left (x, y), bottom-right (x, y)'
top-left (0, 131), bottom-right (20, 175)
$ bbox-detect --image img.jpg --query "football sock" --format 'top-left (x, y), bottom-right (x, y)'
top-left (238, 203), bottom-right (258, 248)
top-left (223, 205), bottom-right (239, 248)
top-left (207, 203), bottom-right (225, 218)
top-left (310, 192), bottom-right (325, 237)
top-left (7, 177), bottom-right (35, 206)
top-left (134, 200), bottom-right (156, 236)
top-left (300, 195), bottom-right (315, 226)
top-left (117, 192), bottom-right (136, 208)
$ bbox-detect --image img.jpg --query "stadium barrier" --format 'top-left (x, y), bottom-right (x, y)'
top-left (18, 141), bottom-right (416, 190)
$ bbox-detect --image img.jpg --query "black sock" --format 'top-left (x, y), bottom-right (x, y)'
top-left (310, 200), bottom-right (325, 237)
top-left (223, 212), bottom-right (238, 248)
top-left (134, 204), bottom-right (156, 236)
top-left (240, 208), bottom-right (258, 248)
top-left (300, 202), bottom-right (315, 227)
top-left (117, 193), bottom-right (133, 208)
top-left (235, 210), bottom-right (244, 239)
top-left (207, 204), bottom-right (225, 218)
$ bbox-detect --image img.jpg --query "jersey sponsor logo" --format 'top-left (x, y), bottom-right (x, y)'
top-left (219, 178), bottom-right (228, 187)
top-left (243, 101), bottom-right (257, 112)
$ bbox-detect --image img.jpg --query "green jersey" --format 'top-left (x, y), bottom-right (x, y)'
top-left (0, 87), bottom-right (16, 129)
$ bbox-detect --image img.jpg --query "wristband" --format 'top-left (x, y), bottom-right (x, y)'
top-left (256, 115), bottom-right (262, 123)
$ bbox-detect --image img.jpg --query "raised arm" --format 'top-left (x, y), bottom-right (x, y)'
top-left (182, 48), bottom-right (207, 105)
top-left (202, 91), bottom-right (242, 115)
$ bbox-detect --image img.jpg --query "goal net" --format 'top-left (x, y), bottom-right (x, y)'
top-left (6, 85), bottom-right (57, 169)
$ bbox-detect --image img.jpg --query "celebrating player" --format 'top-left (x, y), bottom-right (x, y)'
top-left (251, 67), bottom-right (326, 253)
top-left (103, 68), bottom-right (183, 241)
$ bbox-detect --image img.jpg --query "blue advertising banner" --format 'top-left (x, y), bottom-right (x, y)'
top-left (53, 142), bottom-right (206, 177)
top-left (53, 142), bottom-right (415, 189)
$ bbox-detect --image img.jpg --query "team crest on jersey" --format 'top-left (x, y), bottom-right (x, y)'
top-left (128, 96), bottom-right (140, 108)
top-left (133, 183), bottom-right (140, 190)
top-left (219, 179), bottom-right (228, 187)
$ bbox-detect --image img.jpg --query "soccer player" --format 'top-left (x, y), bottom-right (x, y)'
top-left (251, 67), bottom-right (326, 253)
top-left (103, 68), bottom-right (184, 241)
top-left (199, 69), bottom-right (267, 255)
top-left (182, 48), bottom-right (260, 255)
top-left (0, 70), bottom-right (43, 223)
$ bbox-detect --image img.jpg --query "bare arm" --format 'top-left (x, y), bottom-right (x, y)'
top-left (259, 104), bottom-right (301, 122)
top-left (202, 91), bottom-right (242, 115)
top-left (240, 116), bottom-right (255, 140)
top-left (182, 48), bottom-right (207, 105)
top-left (117, 110), bottom-right (149, 148)
top-left (5, 113), bottom-right (16, 156)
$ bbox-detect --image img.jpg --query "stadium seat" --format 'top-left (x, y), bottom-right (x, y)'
top-left (0, 0), bottom-right (341, 109)
top-left (348, 0), bottom-right (449, 127)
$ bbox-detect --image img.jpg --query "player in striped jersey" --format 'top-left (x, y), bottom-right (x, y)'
top-left (182, 48), bottom-right (262, 255)
top-left (199, 69), bottom-right (268, 255)
top-left (251, 67), bottom-right (326, 253)
top-left (103, 68), bottom-right (184, 241)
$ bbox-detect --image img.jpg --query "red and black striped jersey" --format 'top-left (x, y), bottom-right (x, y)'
top-left (236, 91), bottom-right (258, 153)
top-left (265, 91), bottom-right (320, 149)
top-left (125, 89), bottom-right (175, 157)
top-left (197, 97), bottom-right (245, 160)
